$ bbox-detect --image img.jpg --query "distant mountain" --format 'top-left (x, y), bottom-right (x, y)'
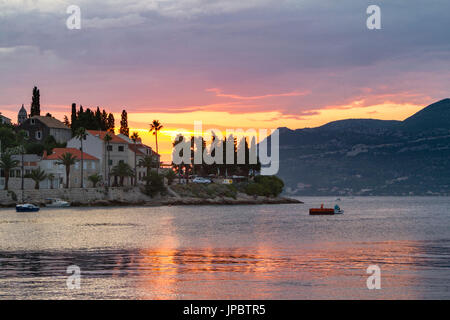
top-left (265, 99), bottom-right (450, 196)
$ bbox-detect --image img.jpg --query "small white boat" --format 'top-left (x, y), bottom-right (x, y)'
top-left (16, 203), bottom-right (40, 212)
top-left (45, 198), bottom-right (70, 208)
top-left (334, 205), bottom-right (344, 214)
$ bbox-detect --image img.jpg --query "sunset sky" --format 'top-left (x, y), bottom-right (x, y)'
top-left (1, 0), bottom-right (450, 161)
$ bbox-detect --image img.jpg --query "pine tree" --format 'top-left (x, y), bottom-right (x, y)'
top-left (120, 110), bottom-right (129, 137)
top-left (30, 86), bottom-right (40, 117)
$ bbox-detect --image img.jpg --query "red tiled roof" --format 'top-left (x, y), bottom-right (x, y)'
top-left (87, 130), bottom-right (126, 143)
top-left (43, 148), bottom-right (98, 160)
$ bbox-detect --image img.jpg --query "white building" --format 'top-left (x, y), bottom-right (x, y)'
top-left (67, 130), bottom-right (129, 185)
top-left (40, 148), bottom-right (100, 188)
top-left (117, 133), bottom-right (160, 183)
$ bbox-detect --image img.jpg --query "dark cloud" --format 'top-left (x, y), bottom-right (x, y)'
top-left (1, 0), bottom-right (449, 117)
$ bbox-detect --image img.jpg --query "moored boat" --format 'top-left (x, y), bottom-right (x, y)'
top-left (16, 204), bottom-right (40, 212)
top-left (309, 204), bottom-right (344, 215)
top-left (45, 198), bottom-right (70, 208)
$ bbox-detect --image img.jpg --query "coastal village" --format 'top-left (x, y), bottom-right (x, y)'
top-left (1, 91), bottom-right (161, 191)
top-left (0, 87), bottom-right (292, 207)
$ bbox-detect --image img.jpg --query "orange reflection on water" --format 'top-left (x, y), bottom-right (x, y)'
top-left (125, 240), bottom-right (427, 299)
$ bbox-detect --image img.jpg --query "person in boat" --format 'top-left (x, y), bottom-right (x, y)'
top-left (334, 204), bottom-right (340, 211)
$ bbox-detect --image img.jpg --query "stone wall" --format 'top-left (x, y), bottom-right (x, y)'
top-left (0, 186), bottom-right (153, 206)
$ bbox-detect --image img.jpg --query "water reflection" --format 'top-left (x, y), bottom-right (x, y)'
top-left (0, 239), bottom-right (448, 299)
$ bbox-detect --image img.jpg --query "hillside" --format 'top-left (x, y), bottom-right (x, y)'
top-left (266, 99), bottom-right (450, 196)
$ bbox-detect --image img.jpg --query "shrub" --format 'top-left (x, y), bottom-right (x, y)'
top-left (143, 172), bottom-right (166, 197)
top-left (245, 175), bottom-right (284, 197)
top-left (165, 170), bottom-right (176, 185)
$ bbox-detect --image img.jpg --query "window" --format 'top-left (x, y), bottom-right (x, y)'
top-left (35, 130), bottom-right (42, 140)
top-left (108, 160), bottom-right (113, 166)
top-left (119, 160), bottom-right (124, 164)
top-left (107, 145), bottom-right (113, 151)
top-left (83, 162), bottom-right (87, 169)
top-left (118, 146), bottom-right (124, 152)
top-left (25, 131), bottom-right (29, 138)
top-left (30, 119), bottom-right (35, 125)
top-left (91, 162), bottom-right (96, 169)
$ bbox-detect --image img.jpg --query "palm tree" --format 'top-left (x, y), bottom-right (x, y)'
top-left (74, 127), bottom-right (87, 188)
top-left (130, 132), bottom-right (140, 186)
top-left (0, 153), bottom-right (19, 190)
top-left (139, 155), bottom-right (156, 185)
top-left (47, 173), bottom-right (55, 189)
top-left (57, 152), bottom-right (77, 189)
top-left (103, 133), bottom-right (112, 187)
top-left (88, 173), bottom-right (102, 188)
top-left (149, 120), bottom-right (163, 172)
top-left (111, 162), bottom-right (134, 187)
top-left (25, 168), bottom-right (47, 190)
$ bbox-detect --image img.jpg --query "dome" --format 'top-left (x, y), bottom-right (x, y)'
top-left (19, 104), bottom-right (27, 115)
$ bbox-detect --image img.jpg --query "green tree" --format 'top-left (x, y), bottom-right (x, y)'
top-left (74, 127), bottom-right (87, 188)
top-left (143, 172), bottom-right (166, 197)
top-left (57, 152), bottom-right (77, 189)
top-left (111, 162), bottom-right (134, 187)
top-left (120, 110), bottom-right (129, 137)
top-left (30, 86), bottom-right (40, 117)
top-left (149, 120), bottom-right (163, 173)
top-left (130, 131), bottom-right (139, 185)
top-left (139, 155), bottom-right (156, 185)
top-left (25, 168), bottom-right (47, 190)
top-left (70, 103), bottom-right (77, 133)
top-left (0, 153), bottom-right (19, 190)
top-left (107, 113), bottom-right (115, 133)
top-left (88, 173), bottom-right (102, 188)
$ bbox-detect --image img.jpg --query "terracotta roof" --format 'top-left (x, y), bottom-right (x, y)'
top-left (31, 116), bottom-right (70, 130)
top-left (87, 130), bottom-right (126, 143)
top-left (43, 148), bottom-right (99, 160)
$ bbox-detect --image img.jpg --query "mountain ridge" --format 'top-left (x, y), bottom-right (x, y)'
top-left (268, 98), bottom-right (450, 196)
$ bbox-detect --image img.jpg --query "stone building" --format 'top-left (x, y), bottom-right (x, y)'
top-left (19, 115), bottom-right (72, 144)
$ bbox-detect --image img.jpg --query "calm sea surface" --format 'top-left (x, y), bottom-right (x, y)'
top-left (0, 197), bottom-right (449, 299)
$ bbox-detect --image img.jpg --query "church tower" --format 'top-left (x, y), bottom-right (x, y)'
top-left (18, 104), bottom-right (27, 125)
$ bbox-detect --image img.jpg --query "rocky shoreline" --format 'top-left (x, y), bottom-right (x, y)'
top-left (0, 187), bottom-right (302, 208)
top-left (0, 195), bottom-right (302, 208)
top-left (78, 196), bottom-right (303, 207)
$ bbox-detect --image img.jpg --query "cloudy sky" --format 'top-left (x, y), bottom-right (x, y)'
top-left (1, 0), bottom-right (449, 159)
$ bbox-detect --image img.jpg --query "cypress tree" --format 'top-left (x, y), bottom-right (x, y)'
top-left (120, 110), bottom-right (129, 137)
top-left (107, 113), bottom-right (115, 133)
top-left (30, 86), bottom-right (40, 117)
top-left (101, 110), bottom-right (108, 131)
top-left (71, 103), bottom-right (77, 133)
